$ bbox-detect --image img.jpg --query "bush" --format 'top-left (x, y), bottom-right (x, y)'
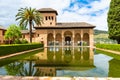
top-left (0, 43), bottom-right (43, 56)
top-left (13, 39), bottom-right (28, 44)
top-left (20, 39), bottom-right (28, 44)
top-left (13, 39), bottom-right (21, 44)
top-left (96, 44), bottom-right (120, 52)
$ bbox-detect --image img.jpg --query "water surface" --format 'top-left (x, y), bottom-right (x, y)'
top-left (0, 47), bottom-right (120, 77)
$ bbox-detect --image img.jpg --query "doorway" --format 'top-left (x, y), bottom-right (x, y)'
top-left (65, 36), bottom-right (71, 45)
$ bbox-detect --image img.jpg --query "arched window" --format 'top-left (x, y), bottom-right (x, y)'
top-left (47, 33), bottom-right (54, 45)
top-left (83, 33), bottom-right (89, 46)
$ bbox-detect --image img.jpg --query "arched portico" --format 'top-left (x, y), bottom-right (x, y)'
top-left (55, 33), bottom-right (62, 45)
top-left (47, 33), bottom-right (54, 46)
top-left (83, 33), bottom-right (89, 46)
top-left (47, 29), bottom-right (93, 47)
top-left (74, 33), bottom-right (81, 46)
top-left (64, 31), bottom-right (72, 45)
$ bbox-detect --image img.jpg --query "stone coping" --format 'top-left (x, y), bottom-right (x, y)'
top-left (0, 76), bottom-right (120, 80)
top-left (0, 48), bottom-right (43, 60)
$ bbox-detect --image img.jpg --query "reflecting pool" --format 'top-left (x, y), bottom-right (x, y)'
top-left (0, 47), bottom-right (120, 77)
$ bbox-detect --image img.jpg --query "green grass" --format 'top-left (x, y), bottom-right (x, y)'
top-left (96, 44), bottom-right (120, 52)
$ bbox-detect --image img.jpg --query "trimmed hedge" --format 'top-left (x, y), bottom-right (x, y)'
top-left (0, 43), bottom-right (43, 56)
top-left (96, 44), bottom-right (120, 52)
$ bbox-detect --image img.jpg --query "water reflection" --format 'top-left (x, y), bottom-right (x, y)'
top-left (1, 47), bottom-right (95, 76)
top-left (34, 47), bottom-right (95, 76)
top-left (2, 47), bottom-right (120, 77)
top-left (46, 47), bottom-right (94, 62)
top-left (5, 62), bottom-right (23, 76)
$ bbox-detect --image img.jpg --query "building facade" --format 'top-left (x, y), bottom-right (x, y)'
top-left (12, 8), bottom-right (95, 47)
top-left (0, 8), bottom-right (95, 47)
top-left (29, 8), bottom-right (95, 47)
top-left (0, 26), bottom-right (6, 44)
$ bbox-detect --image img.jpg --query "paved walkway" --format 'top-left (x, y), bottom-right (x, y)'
top-left (0, 48), bottom-right (43, 60)
top-left (96, 48), bottom-right (120, 55)
top-left (0, 76), bottom-right (120, 80)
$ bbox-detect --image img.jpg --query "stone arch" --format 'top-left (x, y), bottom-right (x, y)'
top-left (83, 33), bottom-right (89, 46)
top-left (56, 33), bottom-right (62, 45)
top-left (47, 33), bottom-right (54, 45)
top-left (64, 31), bottom-right (72, 45)
top-left (74, 33), bottom-right (81, 46)
top-left (64, 31), bottom-right (72, 37)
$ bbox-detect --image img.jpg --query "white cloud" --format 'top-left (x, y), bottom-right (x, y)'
top-left (0, 0), bottom-right (111, 30)
top-left (21, 0), bottom-right (70, 11)
top-left (59, 0), bottom-right (111, 30)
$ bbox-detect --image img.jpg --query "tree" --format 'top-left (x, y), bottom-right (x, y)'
top-left (4, 24), bottom-right (22, 44)
top-left (107, 0), bottom-right (120, 44)
top-left (16, 7), bottom-right (43, 43)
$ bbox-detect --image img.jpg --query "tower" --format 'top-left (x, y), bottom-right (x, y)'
top-left (38, 8), bottom-right (58, 26)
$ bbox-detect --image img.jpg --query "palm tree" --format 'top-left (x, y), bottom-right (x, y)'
top-left (16, 7), bottom-right (43, 43)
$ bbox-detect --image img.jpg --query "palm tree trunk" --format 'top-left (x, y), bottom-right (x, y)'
top-left (29, 20), bottom-right (32, 43)
top-left (29, 61), bottom-right (32, 76)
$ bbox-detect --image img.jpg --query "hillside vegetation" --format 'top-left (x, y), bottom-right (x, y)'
top-left (94, 29), bottom-right (108, 35)
top-left (94, 29), bottom-right (117, 44)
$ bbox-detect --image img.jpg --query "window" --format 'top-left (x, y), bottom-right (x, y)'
top-left (38, 34), bottom-right (39, 37)
top-left (49, 16), bottom-right (51, 20)
top-left (23, 35), bottom-right (25, 38)
top-left (50, 22), bottom-right (52, 25)
top-left (51, 16), bottom-right (53, 20)
top-left (2, 31), bottom-right (5, 36)
top-left (46, 16), bottom-right (48, 20)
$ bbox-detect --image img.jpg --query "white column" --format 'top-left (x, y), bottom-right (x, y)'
top-left (53, 49), bottom-right (56, 60)
top-left (62, 47), bottom-right (64, 61)
top-left (72, 47), bottom-right (75, 60)
top-left (81, 29), bottom-right (83, 46)
top-left (72, 30), bottom-right (75, 47)
top-left (53, 30), bottom-right (56, 47)
top-left (62, 30), bottom-right (64, 47)
top-left (89, 29), bottom-right (94, 48)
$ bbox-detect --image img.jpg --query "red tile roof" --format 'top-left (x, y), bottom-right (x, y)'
top-left (38, 8), bottom-right (58, 15)
top-left (34, 22), bottom-right (95, 29)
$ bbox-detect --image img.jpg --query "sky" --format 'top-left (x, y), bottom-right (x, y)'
top-left (0, 0), bottom-right (111, 31)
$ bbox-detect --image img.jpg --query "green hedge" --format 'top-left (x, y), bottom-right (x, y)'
top-left (0, 43), bottom-right (43, 56)
top-left (96, 44), bottom-right (120, 52)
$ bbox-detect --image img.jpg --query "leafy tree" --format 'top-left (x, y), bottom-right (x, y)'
top-left (107, 0), bottom-right (120, 44)
top-left (16, 7), bottom-right (43, 43)
top-left (4, 24), bottom-right (22, 43)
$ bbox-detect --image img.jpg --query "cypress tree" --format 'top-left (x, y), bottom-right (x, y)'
top-left (107, 0), bottom-right (120, 44)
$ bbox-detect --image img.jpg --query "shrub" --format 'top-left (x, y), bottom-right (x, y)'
top-left (13, 39), bottom-right (21, 44)
top-left (0, 43), bottom-right (43, 56)
top-left (13, 39), bottom-right (28, 44)
top-left (20, 39), bottom-right (28, 44)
